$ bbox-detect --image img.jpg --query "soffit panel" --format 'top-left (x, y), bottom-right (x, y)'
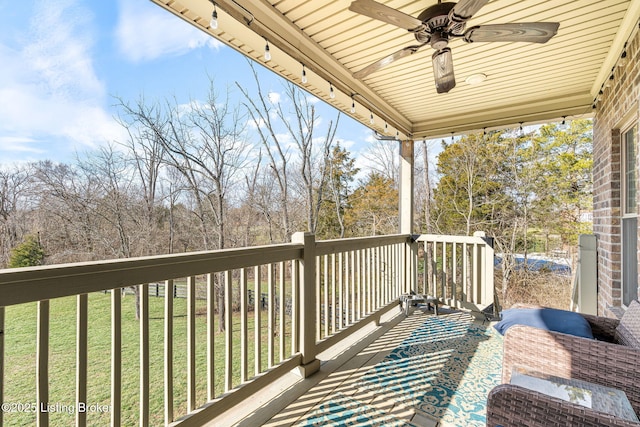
top-left (151, 0), bottom-right (638, 139)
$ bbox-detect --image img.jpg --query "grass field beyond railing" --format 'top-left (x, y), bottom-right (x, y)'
top-left (2, 291), bottom-right (286, 426)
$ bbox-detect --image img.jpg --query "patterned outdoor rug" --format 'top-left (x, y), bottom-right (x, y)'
top-left (297, 392), bottom-right (414, 427)
top-left (356, 313), bottom-right (503, 427)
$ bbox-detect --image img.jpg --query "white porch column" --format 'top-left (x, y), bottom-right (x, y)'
top-left (399, 139), bottom-right (414, 234)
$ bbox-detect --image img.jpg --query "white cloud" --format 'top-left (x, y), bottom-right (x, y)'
top-left (0, 0), bottom-right (124, 158)
top-left (115, 0), bottom-right (222, 63)
top-left (268, 91), bottom-right (281, 104)
top-left (0, 137), bottom-right (45, 154)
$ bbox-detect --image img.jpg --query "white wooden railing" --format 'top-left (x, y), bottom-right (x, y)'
top-left (0, 232), bottom-right (493, 426)
top-left (414, 231), bottom-right (495, 312)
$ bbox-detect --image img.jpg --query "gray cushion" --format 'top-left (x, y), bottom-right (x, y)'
top-left (615, 300), bottom-right (640, 348)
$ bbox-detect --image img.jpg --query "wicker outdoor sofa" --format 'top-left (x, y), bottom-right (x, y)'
top-left (486, 301), bottom-right (640, 427)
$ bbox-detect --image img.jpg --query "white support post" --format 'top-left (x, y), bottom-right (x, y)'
top-left (577, 234), bottom-right (598, 315)
top-left (400, 140), bottom-right (415, 295)
top-left (399, 139), bottom-right (414, 235)
top-left (292, 232), bottom-right (320, 378)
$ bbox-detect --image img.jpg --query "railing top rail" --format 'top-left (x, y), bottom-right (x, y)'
top-left (0, 243), bottom-right (303, 307)
top-left (315, 234), bottom-right (411, 256)
top-left (414, 233), bottom-right (491, 245)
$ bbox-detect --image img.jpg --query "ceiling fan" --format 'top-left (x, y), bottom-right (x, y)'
top-left (349, 0), bottom-right (559, 93)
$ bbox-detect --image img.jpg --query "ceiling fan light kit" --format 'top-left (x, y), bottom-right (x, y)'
top-left (349, 0), bottom-right (559, 93)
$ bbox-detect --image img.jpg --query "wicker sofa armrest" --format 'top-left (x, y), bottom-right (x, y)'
top-left (487, 384), bottom-right (640, 427)
top-left (581, 313), bottom-right (620, 342)
top-left (502, 325), bottom-right (640, 414)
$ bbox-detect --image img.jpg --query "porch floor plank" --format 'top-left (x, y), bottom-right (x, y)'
top-left (206, 307), bottom-right (497, 427)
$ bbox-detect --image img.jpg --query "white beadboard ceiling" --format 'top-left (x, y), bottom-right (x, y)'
top-left (150, 0), bottom-right (640, 140)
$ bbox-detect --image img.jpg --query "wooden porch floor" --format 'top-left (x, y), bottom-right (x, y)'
top-left (208, 307), bottom-right (501, 427)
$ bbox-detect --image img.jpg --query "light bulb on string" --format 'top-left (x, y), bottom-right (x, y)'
top-left (301, 65), bottom-right (307, 84)
top-left (264, 40), bottom-right (271, 61)
top-left (350, 96), bottom-right (356, 114)
top-left (369, 111), bottom-right (374, 125)
top-left (210, 4), bottom-right (218, 29)
top-left (329, 82), bottom-right (335, 99)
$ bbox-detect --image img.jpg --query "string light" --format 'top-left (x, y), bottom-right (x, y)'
top-left (264, 40), bottom-right (271, 61)
top-left (210, 3), bottom-right (218, 29)
top-left (519, 122), bottom-right (524, 135)
top-left (559, 116), bottom-right (569, 131)
top-left (329, 82), bottom-right (335, 99)
top-left (301, 64), bottom-right (307, 84)
top-left (619, 43), bottom-right (628, 67)
top-left (350, 95), bottom-right (356, 113)
top-left (384, 121), bottom-right (388, 133)
top-left (369, 110), bottom-right (374, 125)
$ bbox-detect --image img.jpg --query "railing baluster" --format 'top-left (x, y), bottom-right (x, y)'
top-left (442, 241), bottom-right (447, 302)
top-left (375, 247), bottom-right (380, 308)
top-left (463, 243), bottom-right (469, 302)
top-left (139, 284), bottom-right (150, 427)
top-left (241, 268), bottom-right (249, 381)
top-left (279, 262), bottom-right (285, 362)
top-left (37, 300), bottom-right (49, 427)
top-left (315, 257), bottom-right (321, 341)
top-left (323, 254), bottom-right (329, 338)
top-left (338, 252), bottom-right (344, 330)
top-left (187, 276), bottom-right (196, 410)
top-left (291, 261), bottom-right (298, 354)
top-left (111, 289), bottom-right (121, 427)
top-left (254, 266), bottom-right (261, 376)
top-left (224, 271), bottom-right (233, 392)
top-left (367, 248), bottom-right (372, 314)
top-left (206, 274), bottom-right (215, 401)
top-left (356, 250), bottom-right (361, 320)
top-left (473, 243), bottom-right (480, 303)
top-left (268, 264), bottom-right (275, 368)
top-left (76, 294), bottom-right (88, 427)
top-left (331, 253), bottom-right (336, 335)
top-left (432, 240), bottom-right (438, 297)
top-left (350, 251), bottom-right (356, 323)
top-left (165, 279), bottom-right (174, 424)
top-left (344, 252), bottom-right (350, 325)
top-left (452, 243), bottom-right (458, 304)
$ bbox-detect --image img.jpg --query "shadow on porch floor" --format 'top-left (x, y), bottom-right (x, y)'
top-left (209, 307), bottom-right (503, 427)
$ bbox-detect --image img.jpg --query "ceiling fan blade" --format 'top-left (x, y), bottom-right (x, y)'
top-left (432, 48), bottom-right (455, 94)
top-left (448, 0), bottom-right (489, 23)
top-left (464, 22), bottom-right (560, 43)
top-left (354, 44), bottom-right (425, 79)
top-left (349, 0), bottom-right (425, 32)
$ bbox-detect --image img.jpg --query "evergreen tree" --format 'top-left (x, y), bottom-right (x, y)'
top-left (316, 143), bottom-right (359, 239)
top-left (8, 234), bottom-right (45, 268)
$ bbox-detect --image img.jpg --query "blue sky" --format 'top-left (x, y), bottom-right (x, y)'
top-left (0, 0), bottom-right (381, 165)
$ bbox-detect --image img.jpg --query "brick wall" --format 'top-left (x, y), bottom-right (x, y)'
top-left (593, 28), bottom-right (640, 317)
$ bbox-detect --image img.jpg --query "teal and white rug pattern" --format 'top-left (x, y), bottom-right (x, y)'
top-left (356, 314), bottom-right (503, 427)
top-left (296, 392), bottom-right (414, 427)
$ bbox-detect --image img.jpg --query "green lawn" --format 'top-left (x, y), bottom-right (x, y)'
top-left (2, 291), bottom-right (292, 426)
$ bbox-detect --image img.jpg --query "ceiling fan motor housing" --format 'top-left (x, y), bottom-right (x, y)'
top-left (416, 2), bottom-right (462, 48)
top-left (418, 2), bottom-right (457, 30)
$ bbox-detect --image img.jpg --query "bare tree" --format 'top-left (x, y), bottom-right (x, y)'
top-left (276, 82), bottom-right (339, 233)
top-left (117, 111), bottom-right (166, 256)
top-left (361, 138), bottom-right (398, 185)
top-left (238, 63), bottom-right (340, 237)
top-left (0, 165), bottom-right (31, 266)
top-left (237, 64), bottom-right (293, 240)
